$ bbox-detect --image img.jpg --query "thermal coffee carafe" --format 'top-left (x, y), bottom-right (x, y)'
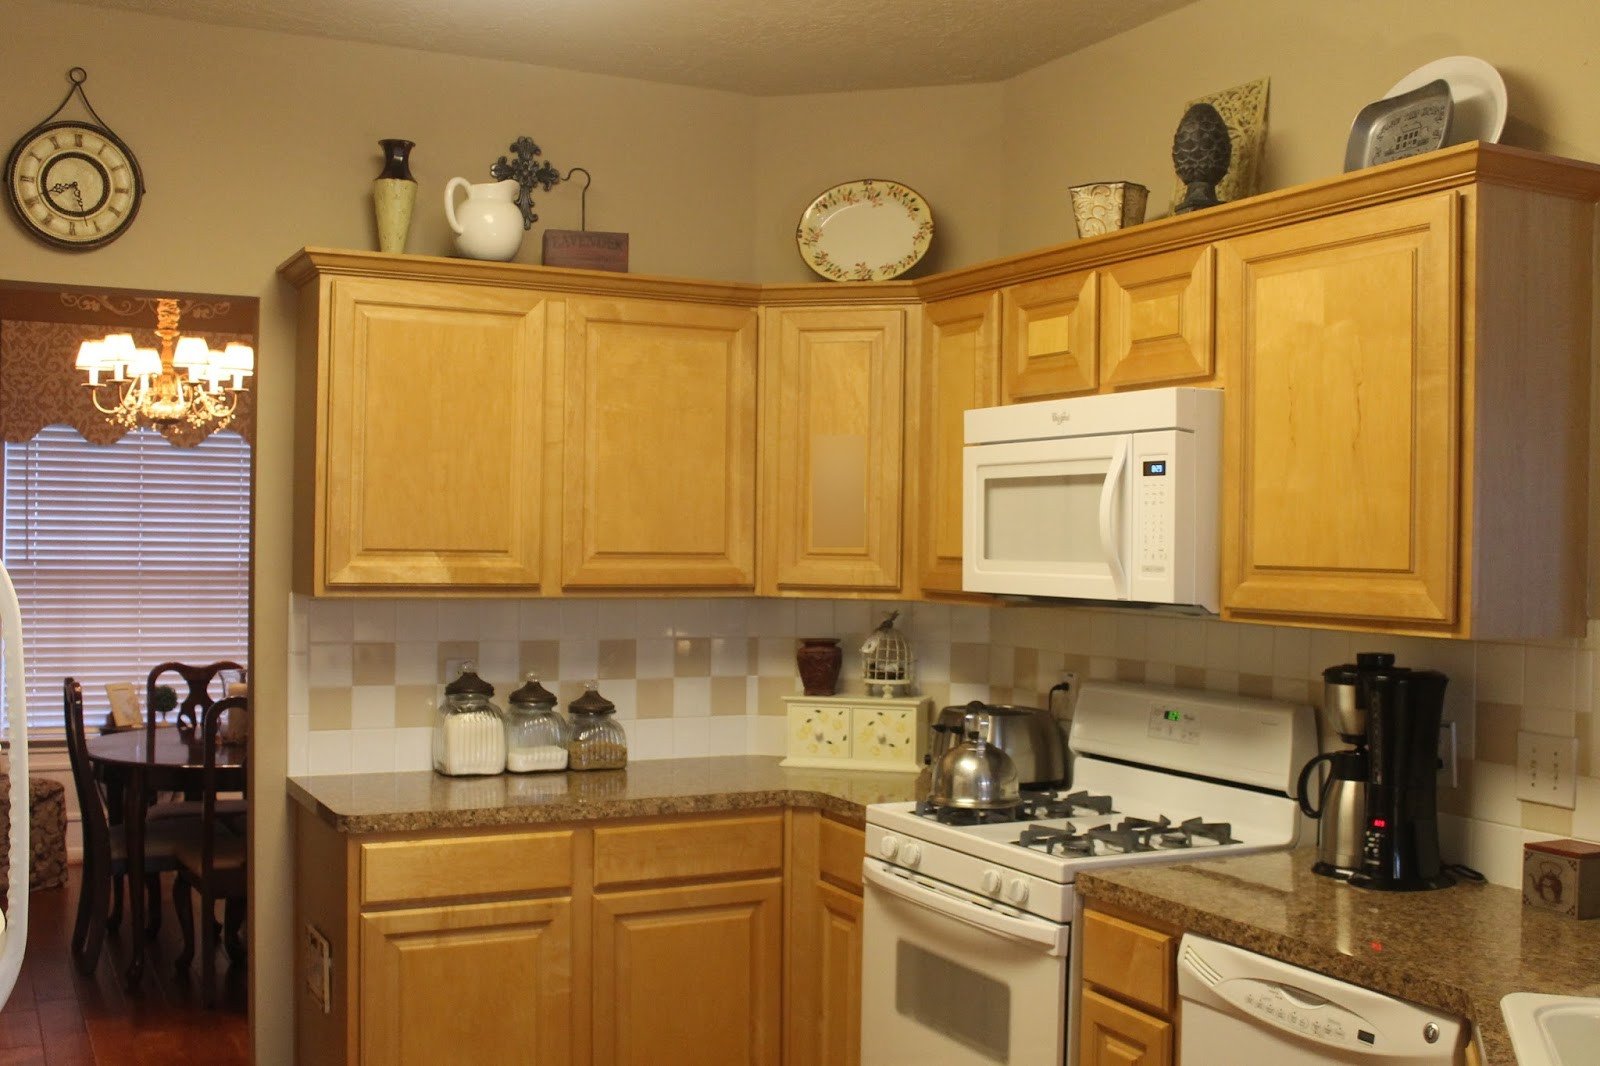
top-left (1349, 664), bottom-right (1454, 891)
top-left (1297, 653), bottom-right (1393, 879)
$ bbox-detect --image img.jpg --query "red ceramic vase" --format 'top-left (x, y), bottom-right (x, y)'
top-left (796, 638), bottom-right (843, 696)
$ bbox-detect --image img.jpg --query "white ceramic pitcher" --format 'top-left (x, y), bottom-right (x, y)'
top-left (444, 177), bottom-right (524, 261)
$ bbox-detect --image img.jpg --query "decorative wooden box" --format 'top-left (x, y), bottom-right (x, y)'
top-left (780, 694), bottom-right (932, 773)
top-left (1523, 838), bottom-right (1600, 919)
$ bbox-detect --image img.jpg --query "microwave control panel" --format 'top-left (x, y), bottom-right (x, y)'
top-left (1137, 456), bottom-right (1171, 574)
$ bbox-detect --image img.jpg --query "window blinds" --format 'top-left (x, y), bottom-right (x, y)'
top-left (2, 426), bottom-right (251, 734)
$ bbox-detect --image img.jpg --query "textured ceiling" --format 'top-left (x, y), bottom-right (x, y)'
top-left (56, 0), bottom-right (1198, 95)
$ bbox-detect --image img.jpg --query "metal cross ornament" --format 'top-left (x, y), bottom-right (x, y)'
top-left (490, 136), bottom-right (562, 230)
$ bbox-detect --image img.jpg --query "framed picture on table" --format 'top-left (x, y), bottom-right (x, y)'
top-left (105, 681), bottom-right (141, 728)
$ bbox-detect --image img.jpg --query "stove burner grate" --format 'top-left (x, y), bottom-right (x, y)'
top-left (1017, 823), bottom-right (1102, 855)
top-left (913, 798), bottom-right (1021, 826)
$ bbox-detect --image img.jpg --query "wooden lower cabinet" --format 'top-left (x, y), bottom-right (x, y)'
top-left (1078, 987), bottom-right (1173, 1066)
top-left (1079, 906), bottom-right (1177, 1066)
top-left (785, 811), bottom-right (865, 1066)
top-left (592, 878), bottom-right (783, 1066)
top-left (360, 897), bottom-right (574, 1065)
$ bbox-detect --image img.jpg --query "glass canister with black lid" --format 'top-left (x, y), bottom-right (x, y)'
top-left (566, 682), bottom-right (627, 771)
top-left (505, 672), bottom-right (569, 773)
top-left (432, 661), bottom-right (506, 776)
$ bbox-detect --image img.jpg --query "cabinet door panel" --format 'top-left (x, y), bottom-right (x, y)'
top-left (1001, 270), bottom-right (1097, 401)
top-left (1218, 193), bottom-right (1459, 625)
top-left (563, 297), bottom-right (758, 588)
top-left (1078, 988), bottom-right (1172, 1066)
top-left (813, 880), bottom-right (863, 1066)
top-left (764, 307), bottom-right (905, 591)
top-left (916, 293), bottom-right (1000, 593)
top-left (360, 897), bottom-right (573, 1065)
top-left (1100, 245), bottom-right (1215, 388)
top-left (593, 878), bottom-right (782, 1066)
top-left (324, 278), bottom-right (546, 589)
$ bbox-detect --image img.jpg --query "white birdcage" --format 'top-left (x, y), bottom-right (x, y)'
top-left (860, 611), bottom-right (914, 698)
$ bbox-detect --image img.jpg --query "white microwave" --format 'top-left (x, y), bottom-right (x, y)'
top-left (962, 386), bottom-right (1222, 611)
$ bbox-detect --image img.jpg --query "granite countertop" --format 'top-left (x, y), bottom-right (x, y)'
top-left (1076, 847), bottom-right (1600, 1066)
top-left (288, 755), bottom-right (919, 834)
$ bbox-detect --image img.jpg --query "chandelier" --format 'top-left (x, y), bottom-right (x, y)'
top-left (75, 297), bottom-right (253, 431)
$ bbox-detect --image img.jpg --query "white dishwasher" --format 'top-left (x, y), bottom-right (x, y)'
top-left (1177, 934), bottom-right (1466, 1065)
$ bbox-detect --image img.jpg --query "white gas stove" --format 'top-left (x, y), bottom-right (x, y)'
top-left (860, 680), bottom-right (1317, 1066)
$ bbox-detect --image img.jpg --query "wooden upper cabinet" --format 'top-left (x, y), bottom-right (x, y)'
top-left (762, 306), bottom-right (906, 593)
top-left (1001, 269), bottom-right (1097, 401)
top-left (914, 292), bottom-right (1000, 594)
top-left (562, 296), bottom-right (758, 590)
top-left (1099, 245), bottom-right (1215, 389)
top-left (317, 277), bottom-right (548, 591)
top-left (1218, 194), bottom-right (1460, 627)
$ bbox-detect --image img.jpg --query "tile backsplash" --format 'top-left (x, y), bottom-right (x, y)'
top-left (290, 594), bottom-right (1600, 887)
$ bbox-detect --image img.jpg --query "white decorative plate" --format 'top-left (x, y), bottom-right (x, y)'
top-left (1386, 56), bottom-right (1507, 146)
top-left (796, 179), bottom-right (933, 282)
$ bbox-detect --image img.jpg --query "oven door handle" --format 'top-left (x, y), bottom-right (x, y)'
top-left (862, 859), bottom-right (1069, 956)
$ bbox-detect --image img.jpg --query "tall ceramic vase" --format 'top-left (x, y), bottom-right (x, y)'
top-left (373, 139), bottom-right (417, 254)
top-left (796, 638), bottom-right (843, 697)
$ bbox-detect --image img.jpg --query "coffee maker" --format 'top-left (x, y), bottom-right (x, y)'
top-left (1349, 664), bottom-right (1454, 891)
top-left (1297, 653), bottom-right (1391, 880)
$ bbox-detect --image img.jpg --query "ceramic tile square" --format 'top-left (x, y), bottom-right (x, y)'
top-left (307, 600), bottom-right (353, 644)
top-left (670, 599), bottom-right (712, 637)
top-left (1059, 610), bottom-right (1093, 655)
top-left (631, 719), bottom-right (675, 760)
top-left (750, 716), bottom-right (786, 756)
top-left (710, 637), bottom-right (748, 676)
top-left (394, 727), bottom-right (434, 771)
top-left (920, 681), bottom-right (951, 709)
top-left (591, 600), bottom-right (636, 638)
top-left (289, 594), bottom-right (310, 655)
top-left (707, 598), bottom-right (748, 637)
top-left (1577, 651), bottom-right (1594, 717)
top-left (1144, 661), bottom-right (1176, 686)
top-left (748, 599), bottom-right (796, 637)
top-left (597, 640), bottom-right (637, 680)
top-left (559, 600), bottom-right (599, 640)
top-left (907, 602), bottom-right (952, 641)
top-left (987, 644), bottom-right (1016, 685)
top-left (1306, 629), bottom-right (1354, 678)
top-left (1476, 643), bottom-right (1525, 705)
top-left (916, 640), bottom-right (953, 684)
top-left (795, 601), bottom-right (834, 637)
top-left (1465, 760), bottom-right (1518, 825)
top-left (673, 677), bottom-right (712, 716)
top-left (308, 644), bottom-right (354, 687)
top-left (1271, 677), bottom-right (1311, 705)
top-left (1013, 648), bottom-right (1038, 692)
top-left (1475, 701), bottom-right (1519, 765)
top-left (1114, 616), bottom-right (1146, 660)
top-left (1520, 706), bottom-right (1577, 738)
top-left (1521, 800), bottom-right (1574, 835)
top-left (557, 681), bottom-right (587, 707)
top-left (1204, 669), bottom-right (1239, 694)
top-left (1524, 645), bottom-right (1578, 710)
top-left (437, 641), bottom-right (480, 683)
top-left (559, 640), bottom-right (599, 682)
top-left (1571, 776), bottom-right (1600, 841)
top-left (834, 601), bottom-right (872, 639)
top-left (481, 600), bottom-right (520, 639)
top-left (757, 676), bottom-right (798, 715)
top-left (1271, 627), bottom-right (1311, 679)
top-left (1144, 618), bottom-right (1176, 665)
top-left (674, 637), bottom-right (712, 676)
top-left (635, 678), bottom-right (675, 719)
top-left (395, 642), bottom-right (438, 685)
top-left (350, 686), bottom-right (397, 730)
top-left (350, 729), bottom-right (398, 774)
top-left (1088, 657), bottom-right (1117, 681)
top-left (394, 600), bottom-right (438, 641)
top-left (949, 606), bottom-right (990, 643)
top-left (352, 601), bottom-right (396, 643)
top-left (602, 679), bottom-right (638, 719)
top-left (287, 715), bottom-right (309, 776)
top-left (518, 599), bottom-right (561, 639)
top-left (435, 601), bottom-right (481, 641)
top-left (307, 731), bottom-right (353, 775)
top-left (478, 640), bottom-right (520, 689)
top-left (1174, 665), bottom-right (1206, 690)
top-left (707, 717), bottom-right (748, 756)
top-left (1205, 623), bottom-right (1239, 671)
top-left (710, 676), bottom-right (747, 716)
top-left (950, 643), bottom-right (990, 686)
top-left (756, 637), bottom-right (795, 677)
top-left (1238, 673), bottom-right (1273, 700)
top-left (1115, 659), bottom-right (1146, 683)
top-left (352, 643), bottom-right (396, 687)
top-left (636, 638), bottom-right (674, 679)
top-left (519, 640), bottom-right (560, 681)
top-left (949, 682), bottom-right (991, 705)
top-left (394, 684), bottom-right (436, 728)
top-left (289, 650), bottom-right (308, 707)
top-left (1168, 618), bottom-right (1207, 669)
top-left (1579, 716), bottom-right (1593, 777)
top-left (672, 717), bottom-right (711, 756)
top-left (1234, 626), bottom-right (1274, 675)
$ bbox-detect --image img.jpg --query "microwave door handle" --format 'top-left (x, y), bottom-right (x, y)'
top-left (1098, 438), bottom-right (1129, 595)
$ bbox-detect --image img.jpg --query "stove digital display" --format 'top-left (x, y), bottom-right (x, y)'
top-left (1142, 460), bottom-right (1168, 476)
top-left (1162, 709), bottom-right (1182, 722)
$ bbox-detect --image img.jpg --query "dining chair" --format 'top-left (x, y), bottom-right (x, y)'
top-left (172, 694), bottom-right (248, 1005)
top-left (62, 678), bottom-right (197, 976)
top-left (145, 660), bottom-right (244, 739)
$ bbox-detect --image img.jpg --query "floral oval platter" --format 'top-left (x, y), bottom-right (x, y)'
top-left (796, 179), bottom-right (934, 281)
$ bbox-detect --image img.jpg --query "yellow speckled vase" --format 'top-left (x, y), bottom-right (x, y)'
top-left (373, 139), bottom-right (416, 254)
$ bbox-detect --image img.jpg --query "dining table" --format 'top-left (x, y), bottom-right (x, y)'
top-left (85, 723), bottom-right (246, 986)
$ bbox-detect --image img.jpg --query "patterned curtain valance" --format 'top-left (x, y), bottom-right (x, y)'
top-left (0, 285), bottom-right (257, 448)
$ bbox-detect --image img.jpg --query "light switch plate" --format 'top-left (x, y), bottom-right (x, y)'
top-left (1516, 731), bottom-right (1578, 809)
top-left (305, 923), bottom-right (332, 1014)
top-left (1437, 720), bottom-right (1458, 789)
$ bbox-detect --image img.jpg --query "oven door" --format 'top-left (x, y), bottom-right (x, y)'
top-left (962, 432), bottom-right (1132, 599)
top-left (861, 859), bottom-right (1069, 1066)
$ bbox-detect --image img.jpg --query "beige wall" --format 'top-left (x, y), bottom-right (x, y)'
top-left (8, 0), bottom-right (1600, 1060)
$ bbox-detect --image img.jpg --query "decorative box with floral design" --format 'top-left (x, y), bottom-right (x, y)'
top-left (780, 694), bottom-right (932, 773)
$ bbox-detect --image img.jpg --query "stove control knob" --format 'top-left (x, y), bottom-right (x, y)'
top-left (1004, 878), bottom-right (1030, 904)
top-left (879, 835), bottom-right (900, 860)
top-left (980, 870), bottom-right (1003, 895)
top-left (899, 842), bottom-right (923, 867)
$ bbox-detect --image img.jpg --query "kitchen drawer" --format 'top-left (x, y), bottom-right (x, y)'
top-left (818, 815), bottom-right (864, 892)
top-left (360, 829), bottom-right (574, 905)
top-left (593, 812), bottom-right (784, 890)
top-left (1081, 907), bottom-right (1176, 1016)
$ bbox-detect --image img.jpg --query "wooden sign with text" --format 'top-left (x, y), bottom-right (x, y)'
top-left (541, 230), bottom-right (629, 273)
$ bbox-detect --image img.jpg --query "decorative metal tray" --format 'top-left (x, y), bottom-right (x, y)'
top-left (1344, 78), bottom-right (1453, 172)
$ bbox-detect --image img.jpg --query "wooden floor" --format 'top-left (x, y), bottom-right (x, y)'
top-left (1, 867), bottom-right (248, 1065)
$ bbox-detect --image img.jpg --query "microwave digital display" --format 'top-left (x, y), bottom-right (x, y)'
top-left (1142, 460), bottom-right (1168, 476)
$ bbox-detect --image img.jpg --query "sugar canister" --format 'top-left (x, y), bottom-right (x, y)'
top-left (432, 661), bottom-right (506, 776)
top-left (505, 673), bottom-right (569, 773)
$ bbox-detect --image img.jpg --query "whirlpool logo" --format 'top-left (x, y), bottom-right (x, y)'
top-left (1050, 411), bottom-right (1072, 425)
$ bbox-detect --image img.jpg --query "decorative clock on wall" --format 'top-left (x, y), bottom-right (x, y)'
top-left (5, 68), bottom-right (144, 251)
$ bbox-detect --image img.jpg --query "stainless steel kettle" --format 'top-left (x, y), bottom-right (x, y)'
top-left (929, 701), bottom-right (1067, 788)
top-left (928, 710), bottom-right (1020, 811)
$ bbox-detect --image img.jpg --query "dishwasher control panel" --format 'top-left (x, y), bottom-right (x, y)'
top-left (1230, 978), bottom-right (1375, 1049)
